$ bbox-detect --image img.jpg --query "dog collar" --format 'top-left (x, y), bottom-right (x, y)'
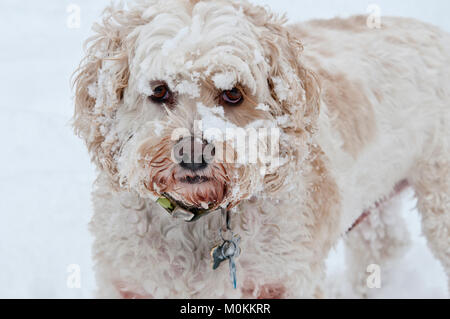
top-left (156, 195), bottom-right (219, 222)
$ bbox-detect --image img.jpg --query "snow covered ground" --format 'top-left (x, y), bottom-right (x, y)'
top-left (0, 0), bottom-right (448, 298)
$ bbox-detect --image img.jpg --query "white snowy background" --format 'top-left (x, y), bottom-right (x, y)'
top-left (0, 0), bottom-right (448, 298)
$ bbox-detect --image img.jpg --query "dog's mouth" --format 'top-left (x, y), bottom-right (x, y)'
top-left (150, 168), bottom-right (229, 222)
top-left (179, 175), bottom-right (211, 185)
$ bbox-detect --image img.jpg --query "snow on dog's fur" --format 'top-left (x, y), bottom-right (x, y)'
top-left (73, 0), bottom-right (450, 298)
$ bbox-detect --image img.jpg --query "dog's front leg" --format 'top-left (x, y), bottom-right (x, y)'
top-left (236, 199), bottom-right (341, 298)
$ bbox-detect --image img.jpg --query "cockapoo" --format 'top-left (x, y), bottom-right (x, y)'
top-left (73, 0), bottom-right (449, 298)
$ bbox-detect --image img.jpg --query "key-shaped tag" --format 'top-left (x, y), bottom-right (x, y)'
top-left (211, 234), bottom-right (241, 289)
top-left (228, 254), bottom-right (238, 289)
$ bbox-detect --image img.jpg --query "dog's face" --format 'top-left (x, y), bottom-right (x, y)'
top-left (73, 0), bottom-right (320, 214)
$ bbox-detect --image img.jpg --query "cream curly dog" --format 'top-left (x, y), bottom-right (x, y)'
top-left (73, 0), bottom-right (450, 298)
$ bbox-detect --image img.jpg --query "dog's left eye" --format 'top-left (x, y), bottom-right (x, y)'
top-left (221, 87), bottom-right (244, 106)
top-left (150, 84), bottom-right (171, 104)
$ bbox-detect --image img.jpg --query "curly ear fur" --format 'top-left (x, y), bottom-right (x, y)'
top-left (231, 1), bottom-right (321, 194)
top-left (235, 1), bottom-right (321, 134)
top-left (72, 4), bottom-right (149, 180)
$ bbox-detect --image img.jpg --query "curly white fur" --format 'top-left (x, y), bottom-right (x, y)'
top-left (73, 0), bottom-right (450, 298)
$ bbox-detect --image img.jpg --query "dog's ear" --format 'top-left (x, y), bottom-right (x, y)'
top-left (72, 5), bottom-right (145, 178)
top-left (237, 2), bottom-right (321, 134)
top-left (234, 1), bottom-right (322, 194)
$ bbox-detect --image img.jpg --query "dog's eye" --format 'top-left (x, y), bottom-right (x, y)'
top-left (221, 87), bottom-right (243, 106)
top-left (151, 85), bottom-right (171, 104)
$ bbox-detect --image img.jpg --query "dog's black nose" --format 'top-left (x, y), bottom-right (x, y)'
top-left (180, 159), bottom-right (208, 172)
top-left (174, 137), bottom-right (215, 172)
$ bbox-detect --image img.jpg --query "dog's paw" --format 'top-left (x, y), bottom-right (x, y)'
top-left (115, 282), bottom-right (153, 299)
top-left (242, 281), bottom-right (286, 299)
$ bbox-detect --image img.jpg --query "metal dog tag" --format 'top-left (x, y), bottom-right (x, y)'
top-left (211, 210), bottom-right (241, 289)
top-left (228, 254), bottom-right (238, 289)
top-left (211, 234), bottom-right (241, 270)
top-left (211, 234), bottom-right (241, 289)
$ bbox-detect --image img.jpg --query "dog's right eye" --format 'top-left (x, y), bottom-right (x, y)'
top-left (150, 85), bottom-right (172, 104)
top-left (221, 87), bottom-right (244, 106)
